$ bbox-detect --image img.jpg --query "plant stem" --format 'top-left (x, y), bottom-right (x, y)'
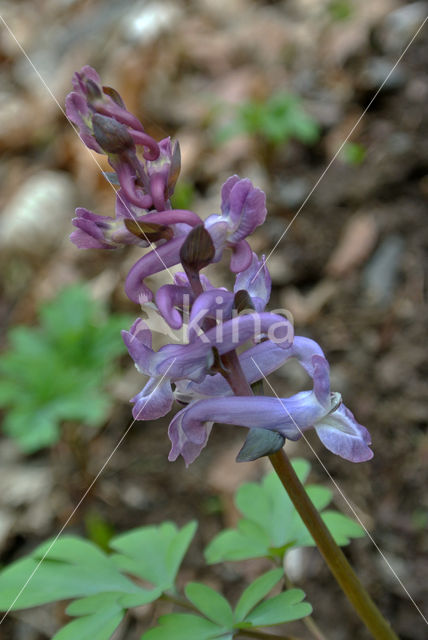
top-left (269, 450), bottom-right (399, 640)
top-left (283, 572), bottom-right (328, 640)
top-left (219, 346), bottom-right (399, 640)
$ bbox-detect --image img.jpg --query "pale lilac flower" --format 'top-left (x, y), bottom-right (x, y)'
top-left (122, 311), bottom-right (292, 421)
top-left (168, 353), bottom-right (373, 466)
top-left (205, 176), bottom-right (267, 273)
top-left (67, 67), bottom-right (373, 470)
top-left (71, 207), bottom-right (202, 252)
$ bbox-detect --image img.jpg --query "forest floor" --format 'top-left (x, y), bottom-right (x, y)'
top-left (0, 1), bottom-right (427, 639)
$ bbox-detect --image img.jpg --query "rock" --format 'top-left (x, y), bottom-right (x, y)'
top-left (376, 2), bottom-right (428, 54)
top-left (362, 235), bottom-right (404, 305)
top-left (0, 170), bottom-right (76, 254)
top-left (120, 1), bottom-right (181, 44)
top-left (276, 176), bottom-right (311, 208)
top-left (356, 57), bottom-right (407, 92)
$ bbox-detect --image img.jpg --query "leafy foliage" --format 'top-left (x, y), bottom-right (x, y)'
top-left (0, 522), bottom-right (197, 640)
top-left (205, 459), bottom-right (365, 563)
top-left (0, 461), bottom-right (366, 638)
top-left (343, 142), bottom-right (366, 165)
top-left (0, 284), bottom-right (132, 451)
top-left (218, 91), bottom-right (320, 147)
top-left (142, 569), bottom-right (311, 639)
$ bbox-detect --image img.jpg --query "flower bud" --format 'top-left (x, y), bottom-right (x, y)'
top-left (179, 225), bottom-right (215, 273)
top-left (92, 114), bottom-right (135, 154)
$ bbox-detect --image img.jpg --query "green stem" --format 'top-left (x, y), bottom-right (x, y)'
top-left (283, 572), bottom-right (328, 640)
top-left (218, 346), bottom-right (399, 640)
top-left (269, 450), bottom-right (399, 640)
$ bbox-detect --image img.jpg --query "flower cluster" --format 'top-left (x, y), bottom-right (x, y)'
top-left (67, 66), bottom-right (373, 467)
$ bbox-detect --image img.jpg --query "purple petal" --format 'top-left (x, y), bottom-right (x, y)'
top-left (187, 289), bottom-right (234, 339)
top-left (312, 355), bottom-right (330, 407)
top-left (65, 92), bottom-right (102, 153)
top-left (158, 312), bottom-right (293, 381)
top-left (156, 284), bottom-right (193, 330)
top-left (122, 319), bottom-right (154, 376)
top-left (220, 175), bottom-right (241, 209)
top-left (70, 208), bottom-right (114, 249)
top-left (115, 189), bottom-right (147, 219)
top-left (168, 409), bottom-right (213, 466)
top-left (131, 378), bottom-right (173, 421)
top-left (139, 209), bottom-right (202, 228)
top-left (229, 239), bottom-right (253, 273)
top-left (116, 162), bottom-right (152, 210)
top-left (167, 391), bottom-right (327, 465)
top-left (175, 337), bottom-right (327, 402)
top-left (128, 128), bottom-right (160, 162)
top-left (221, 177), bottom-right (267, 243)
top-left (315, 404), bottom-right (373, 462)
top-left (204, 219), bottom-right (228, 263)
top-left (125, 237), bottom-right (184, 303)
top-left (234, 252), bottom-right (271, 309)
top-left (72, 66), bottom-right (101, 93)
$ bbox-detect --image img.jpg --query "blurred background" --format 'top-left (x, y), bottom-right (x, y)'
top-left (0, 1), bottom-right (427, 638)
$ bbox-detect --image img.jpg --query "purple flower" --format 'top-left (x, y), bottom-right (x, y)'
top-left (67, 67), bottom-right (373, 472)
top-left (71, 206), bottom-right (202, 252)
top-left (122, 311), bottom-right (293, 421)
top-left (168, 352), bottom-right (373, 466)
top-left (205, 176), bottom-right (267, 272)
top-left (86, 171), bottom-right (267, 305)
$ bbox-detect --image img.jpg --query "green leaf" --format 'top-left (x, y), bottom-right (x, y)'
top-left (185, 582), bottom-right (234, 627)
top-left (0, 283), bottom-right (132, 452)
top-left (321, 511), bottom-right (365, 545)
top-left (0, 537), bottom-right (141, 611)
top-left (110, 521), bottom-right (197, 589)
top-left (141, 613), bottom-right (225, 640)
top-left (205, 522), bottom-right (270, 563)
top-left (52, 606), bottom-right (124, 640)
top-left (235, 569), bottom-right (283, 621)
top-left (205, 459), bottom-right (364, 564)
top-left (66, 593), bottom-right (124, 615)
top-left (243, 589), bottom-right (312, 626)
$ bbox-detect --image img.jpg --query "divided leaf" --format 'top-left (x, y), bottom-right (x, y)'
top-left (234, 568), bottom-right (284, 621)
top-left (52, 605), bottom-right (124, 640)
top-left (242, 588), bottom-right (312, 627)
top-left (0, 284), bottom-right (132, 452)
top-left (185, 582), bottom-right (234, 627)
top-left (0, 522), bottom-right (196, 639)
top-left (205, 459), bottom-right (364, 563)
top-left (110, 521), bottom-right (197, 590)
top-left (141, 613), bottom-right (227, 640)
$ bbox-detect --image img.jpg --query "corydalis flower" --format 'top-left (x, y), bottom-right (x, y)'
top-left (122, 309), bottom-right (293, 422)
top-left (66, 66), bottom-right (179, 216)
top-left (67, 66), bottom-right (373, 470)
top-left (154, 253), bottom-right (269, 330)
top-left (168, 349), bottom-right (373, 466)
top-left (125, 176), bottom-right (267, 303)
